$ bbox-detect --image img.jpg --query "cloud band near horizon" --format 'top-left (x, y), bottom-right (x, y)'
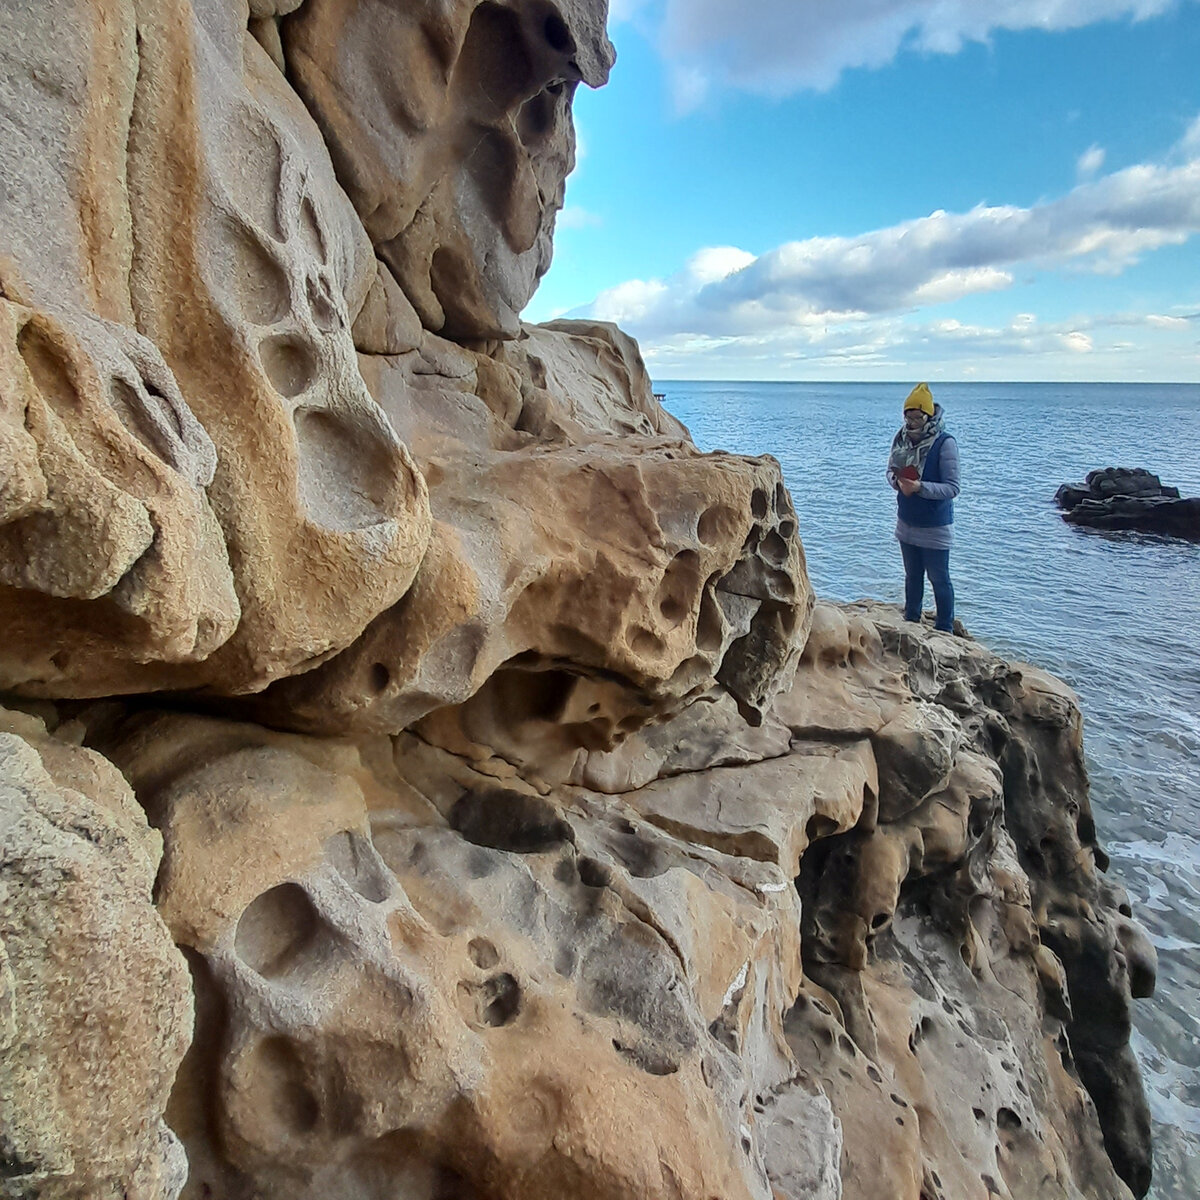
top-left (558, 122), bottom-right (1200, 374)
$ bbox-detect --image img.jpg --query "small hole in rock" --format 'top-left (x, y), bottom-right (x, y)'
top-left (544, 12), bottom-right (572, 50)
top-left (697, 505), bottom-right (730, 545)
top-left (245, 1037), bottom-right (319, 1135)
top-left (612, 1038), bottom-right (678, 1076)
top-left (235, 883), bottom-right (326, 979)
top-left (451, 788), bottom-right (572, 854)
top-left (458, 973), bottom-right (521, 1028)
top-left (630, 626), bottom-right (666, 657)
top-left (996, 1107), bottom-right (1023, 1132)
top-left (660, 595), bottom-right (688, 623)
top-left (760, 530), bottom-right (788, 565)
top-left (468, 938), bottom-right (500, 969)
top-left (258, 333), bottom-right (316, 398)
top-left (806, 814), bottom-right (839, 842)
top-left (578, 857), bottom-right (612, 888)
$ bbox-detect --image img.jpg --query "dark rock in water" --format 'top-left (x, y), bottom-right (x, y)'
top-left (1055, 467), bottom-right (1199, 541)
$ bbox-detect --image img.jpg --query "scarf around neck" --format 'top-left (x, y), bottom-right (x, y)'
top-left (889, 406), bottom-right (946, 477)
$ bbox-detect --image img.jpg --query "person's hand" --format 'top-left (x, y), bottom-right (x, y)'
top-left (898, 477), bottom-right (921, 496)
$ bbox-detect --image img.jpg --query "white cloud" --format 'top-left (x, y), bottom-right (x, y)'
top-left (563, 125), bottom-right (1200, 378)
top-left (653, 0), bottom-right (1187, 105)
top-left (607, 0), bottom-right (650, 23)
top-left (574, 154), bottom-right (1200, 335)
top-left (684, 245), bottom-right (757, 283)
top-left (557, 206), bottom-right (603, 229)
top-left (1078, 144), bottom-right (1106, 177)
top-left (632, 309), bottom-right (1195, 380)
top-left (1181, 114), bottom-right (1200, 157)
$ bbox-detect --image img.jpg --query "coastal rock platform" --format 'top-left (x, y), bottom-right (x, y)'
top-left (0, 3), bottom-right (1159, 1199)
top-left (2, 599), bottom-right (1156, 1200)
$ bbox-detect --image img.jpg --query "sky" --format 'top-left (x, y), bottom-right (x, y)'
top-left (523, 0), bottom-right (1200, 382)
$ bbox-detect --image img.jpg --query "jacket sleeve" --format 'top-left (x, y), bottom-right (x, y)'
top-left (918, 436), bottom-right (960, 500)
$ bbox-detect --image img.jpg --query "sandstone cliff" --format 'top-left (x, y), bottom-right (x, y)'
top-left (0, 2), bottom-right (1154, 1198)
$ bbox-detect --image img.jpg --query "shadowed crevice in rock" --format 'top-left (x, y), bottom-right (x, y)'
top-left (449, 786), bottom-right (574, 853)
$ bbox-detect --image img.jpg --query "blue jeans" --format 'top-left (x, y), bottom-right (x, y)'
top-left (900, 542), bottom-right (954, 631)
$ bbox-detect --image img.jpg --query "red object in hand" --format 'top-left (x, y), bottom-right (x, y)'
top-left (898, 466), bottom-right (920, 481)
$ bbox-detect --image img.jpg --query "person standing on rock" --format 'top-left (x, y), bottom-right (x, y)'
top-left (887, 382), bottom-right (960, 632)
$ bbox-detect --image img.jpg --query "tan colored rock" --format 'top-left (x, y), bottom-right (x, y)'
top-left (1, 2), bottom-right (808, 746)
top-left (0, 0), bottom-right (430, 698)
top-left (283, 0), bottom-right (614, 339)
top-left (871, 699), bottom-right (963, 822)
top-left (792, 601), bottom-right (1153, 1199)
top-left (71, 593), bottom-right (1152, 1200)
top-left (619, 738), bottom-right (874, 873)
top-left (776, 602), bottom-right (907, 736)
top-left (498, 319), bottom-right (690, 440)
top-left (0, 706), bottom-right (192, 1199)
top-left (88, 709), bottom-right (783, 1200)
top-left (252, 321), bottom-right (812, 735)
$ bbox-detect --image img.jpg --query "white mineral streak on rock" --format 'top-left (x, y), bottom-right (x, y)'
top-left (724, 961), bottom-right (751, 1008)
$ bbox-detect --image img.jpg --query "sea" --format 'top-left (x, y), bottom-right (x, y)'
top-left (660, 380), bottom-right (1200, 1200)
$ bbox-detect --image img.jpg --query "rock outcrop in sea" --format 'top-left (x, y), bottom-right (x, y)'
top-left (1056, 468), bottom-right (1200, 541)
top-left (0, 3), bottom-right (1156, 1198)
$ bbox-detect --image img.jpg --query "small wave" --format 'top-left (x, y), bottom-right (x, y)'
top-left (1108, 835), bottom-right (1200, 869)
top-left (1149, 935), bottom-right (1200, 953)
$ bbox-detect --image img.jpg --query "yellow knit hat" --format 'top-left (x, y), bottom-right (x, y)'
top-left (904, 382), bottom-right (934, 416)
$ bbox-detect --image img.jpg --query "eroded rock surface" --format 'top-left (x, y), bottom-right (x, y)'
top-left (0, 705), bottom-right (192, 1199)
top-left (0, 1), bottom-right (1158, 1197)
top-left (0, 1), bottom-right (803, 746)
top-left (52, 603), bottom-right (1151, 1200)
top-left (0, 0), bottom-right (430, 697)
top-left (283, 0), bottom-right (614, 340)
